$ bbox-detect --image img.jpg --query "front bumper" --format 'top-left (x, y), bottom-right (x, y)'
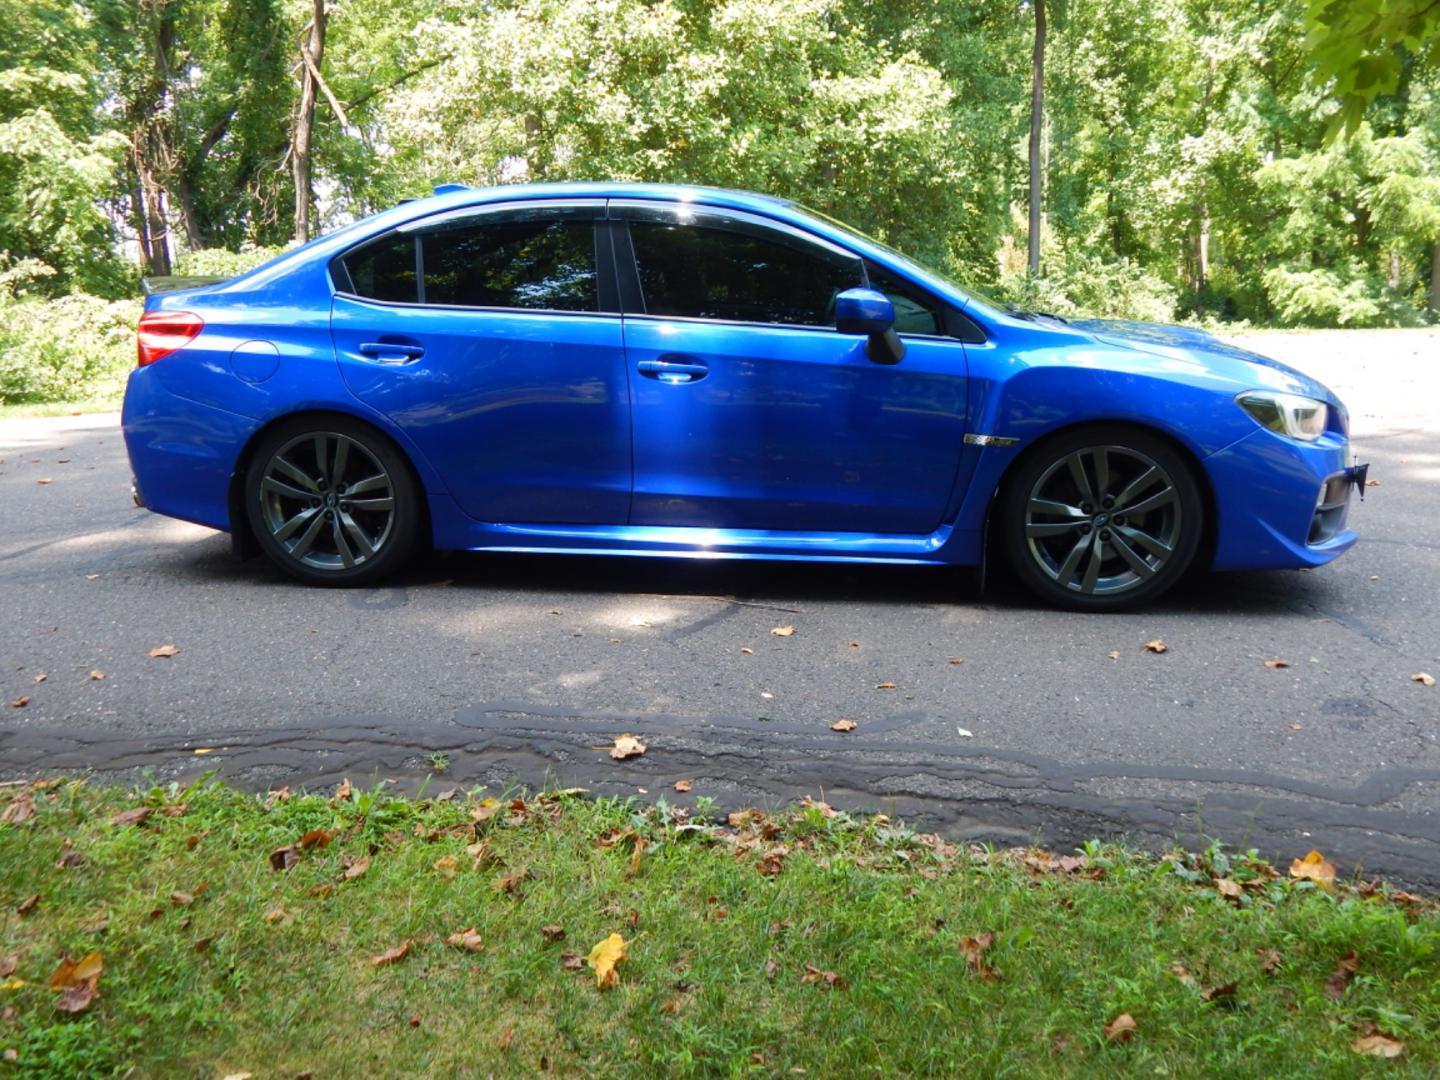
top-left (1204, 428), bottom-right (1361, 571)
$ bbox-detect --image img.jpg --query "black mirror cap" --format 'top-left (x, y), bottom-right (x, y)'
top-left (866, 328), bottom-right (905, 365)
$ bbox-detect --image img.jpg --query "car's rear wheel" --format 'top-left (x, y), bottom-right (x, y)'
top-left (245, 416), bottom-right (420, 585)
top-left (999, 427), bottom-right (1203, 610)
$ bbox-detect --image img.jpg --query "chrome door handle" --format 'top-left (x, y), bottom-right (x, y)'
top-left (358, 341), bottom-right (424, 365)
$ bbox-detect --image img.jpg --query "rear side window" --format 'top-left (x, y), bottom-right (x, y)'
top-left (336, 215), bottom-right (598, 312)
top-left (628, 221), bottom-right (863, 327)
top-left (422, 219), bottom-right (597, 311)
top-left (341, 231), bottom-right (418, 303)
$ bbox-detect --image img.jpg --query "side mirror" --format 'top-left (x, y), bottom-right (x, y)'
top-left (835, 287), bottom-right (905, 364)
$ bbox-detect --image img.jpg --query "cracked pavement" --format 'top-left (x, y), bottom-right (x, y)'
top-left (2, 330), bottom-right (1438, 885)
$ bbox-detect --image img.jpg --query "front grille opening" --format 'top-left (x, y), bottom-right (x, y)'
top-left (1308, 474), bottom-right (1351, 545)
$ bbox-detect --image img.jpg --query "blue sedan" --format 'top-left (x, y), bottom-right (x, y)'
top-left (123, 183), bottom-right (1365, 609)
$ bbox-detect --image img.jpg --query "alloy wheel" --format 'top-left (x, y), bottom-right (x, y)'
top-left (1023, 444), bottom-right (1183, 597)
top-left (257, 432), bottom-right (395, 571)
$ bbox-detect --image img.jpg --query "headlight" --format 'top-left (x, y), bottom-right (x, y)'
top-left (1236, 391), bottom-right (1328, 442)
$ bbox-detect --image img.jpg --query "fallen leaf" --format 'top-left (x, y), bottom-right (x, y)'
top-left (33, 673), bottom-right (46, 684)
top-left (262, 905), bottom-right (286, 924)
top-left (561, 952), bottom-right (584, 970)
top-left (0, 955), bottom-right (17, 978)
top-left (1214, 877), bottom-right (1242, 901)
top-left (1103, 1013), bottom-right (1137, 1043)
top-left (955, 726), bottom-right (974, 738)
top-left (756, 845), bottom-right (788, 877)
top-left (1257, 949), bottom-right (1282, 975)
top-left (1412, 672), bottom-right (1436, 687)
top-left (446, 928), bottom-right (484, 952)
top-left (830, 719), bottom-right (858, 732)
top-left (800, 963), bottom-right (846, 989)
top-left (89, 670), bottom-right (105, 681)
top-left (1107, 650), bottom-right (1120, 661)
top-left (341, 857), bottom-right (370, 881)
top-left (495, 867), bottom-right (530, 894)
top-left (335, 778), bottom-right (353, 800)
top-left (1, 794), bottom-right (36, 824)
top-left (170, 891), bottom-right (194, 907)
top-left (85, 574), bottom-right (99, 580)
top-left (609, 733), bottom-right (647, 760)
top-left (298, 828), bottom-right (334, 851)
top-left (958, 932), bottom-right (998, 981)
top-left (738, 647), bottom-right (754, 654)
top-left (192, 747), bottom-right (214, 756)
top-left (673, 780), bottom-right (693, 793)
top-left (1200, 981), bottom-right (1238, 1004)
top-left (586, 933), bottom-right (627, 989)
top-left (1143, 639), bottom-right (1167, 654)
top-left (771, 626), bottom-right (795, 637)
top-left (1170, 963), bottom-right (1197, 988)
top-left (540, 924), bottom-right (566, 943)
top-left (371, 940), bottom-right (412, 966)
top-left (498, 1026), bottom-right (515, 1051)
top-left (110, 807), bottom-right (150, 828)
top-left (1289, 849), bottom-right (1336, 889)
top-left (1288, 723), bottom-right (1303, 732)
top-left (801, 795), bottom-right (836, 818)
top-left (10, 696), bottom-right (28, 709)
top-left (1352, 1031), bottom-right (1405, 1058)
top-left (1325, 949), bottom-right (1359, 999)
top-left (433, 854), bottom-right (459, 879)
top-left (1263, 659), bottom-right (1291, 669)
top-left (49, 950), bottom-right (102, 1015)
top-left (269, 846), bottom-right (298, 872)
top-left (193, 933), bottom-right (220, 953)
top-left (874, 681), bottom-right (897, 690)
top-left (948, 658), bottom-right (964, 665)
top-left (36, 477), bottom-right (52, 485)
top-left (16, 895), bottom-right (38, 917)
top-left (147, 644), bottom-right (180, 659)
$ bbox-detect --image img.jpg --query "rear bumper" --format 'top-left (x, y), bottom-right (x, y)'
top-left (122, 365), bottom-right (257, 532)
top-left (1205, 428), bottom-right (1361, 571)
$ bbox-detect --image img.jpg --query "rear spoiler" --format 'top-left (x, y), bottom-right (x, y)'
top-left (141, 275), bottom-right (226, 297)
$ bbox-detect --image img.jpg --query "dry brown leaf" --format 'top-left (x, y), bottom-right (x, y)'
top-left (49, 951), bottom-right (102, 1004)
top-left (1170, 963), bottom-right (1197, 988)
top-left (874, 681), bottom-right (897, 690)
top-left (959, 932), bottom-right (998, 981)
top-left (147, 644), bottom-right (180, 659)
top-left (371, 940), bottom-right (412, 966)
top-left (1214, 877), bottom-right (1242, 901)
top-left (1325, 949), bottom-right (1359, 999)
top-left (1103, 1013), bottom-right (1138, 1043)
top-left (1289, 849), bottom-right (1336, 889)
top-left (497, 1026), bottom-right (515, 1051)
top-left (541, 924), bottom-right (565, 942)
top-left (11, 696), bottom-right (29, 709)
top-left (756, 845), bottom-right (789, 877)
top-left (1412, 672), bottom-right (1436, 687)
top-left (89, 670), bottom-right (105, 681)
top-left (36, 477), bottom-right (52, 485)
top-left (586, 933), bottom-right (627, 989)
top-left (335, 778), bottom-right (353, 801)
top-left (947, 657), bottom-right (964, 665)
top-left (0, 954), bottom-right (18, 978)
top-left (1288, 723), bottom-right (1303, 731)
top-left (738, 647), bottom-right (754, 654)
top-left (16, 895), bottom-right (39, 917)
top-left (1200, 981), bottom-right (1238, 1004)
top-left (561, 952), bottom-right (584, 970)
top-left (1257, 949), bottom-right (1282, 975)
top-left (770, 626), bottom-right (796, 637)
top-left (801, 795), bottom-right (837, 818)
top-left (170, 891), bottom-right (195, 907)
top-left (800, 963), bottom-right (846, 989)
top-left (495, 867), bottom-right (530, 894)
top-left (609, 733), bottom-right (647, 760)
top-left (830, 719), bottom-right (858, 732)
top-left (1, 794), bottom-right (36, 825)
top-left (1352, 1031), bottom-right (1405, 1058)
top-left (298, 828), bottom-right (334, 851)
top-left (262, 905), bottom-right (287, 924)
top-left (268, 846), bottom-right (298, 872)
top-left (446, 928), bottom-right (484, 952)
top-left (110, 807), bottom-right (150, 828)
top-left (1106, 649), bottom-right (1121, 661)
top-left (1263, 659), bottom-right (1291, 669)
top-left (341, 857), bottom-right (370, 881)
top-left (673, 780), bottom-right (693, 793)
top-left (1143, 639), bottom-right (1167, 654)
top-left (33, 673), bottom-right (47, 684)
top-left (433, 854), bottom-right (459, 879)
top-left (629, 835), bottom-right (648, 876)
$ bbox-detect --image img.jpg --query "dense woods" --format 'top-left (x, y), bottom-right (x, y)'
top-left (2, 0), bottom-right (1439, 401)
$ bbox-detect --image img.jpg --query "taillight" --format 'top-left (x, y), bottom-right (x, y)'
top-left (137, 310), bottom-right (204, 367)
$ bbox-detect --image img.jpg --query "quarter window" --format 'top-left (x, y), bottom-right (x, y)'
top-left (340, 231), bottom-right (417, 303)
top-left (628, 221), bottom-right (864, 327)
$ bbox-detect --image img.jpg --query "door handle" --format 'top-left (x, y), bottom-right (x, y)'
top-left (637, 356), bottom-right (708, 383)
top-left (358, 341), bottom-right (425, 365)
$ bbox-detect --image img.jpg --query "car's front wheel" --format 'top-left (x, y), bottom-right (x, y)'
top-left (244, 416), bottom-right (421, 585)
top-left (999, 427), bottom-right (1203, 610)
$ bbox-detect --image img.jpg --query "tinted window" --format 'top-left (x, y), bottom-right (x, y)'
top-left (342, 231), bottom-right (418, 303)
top-left (629, 221), bottom-right (863, 326)
top-left (422, 219), bottom-right (597, 311)
top-left (865, 260), bottom-right (942, 336)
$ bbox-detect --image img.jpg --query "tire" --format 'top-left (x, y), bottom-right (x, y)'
top-left (999, 426), bottom-right (1204, 611)
top-left (244, 415), bottom-right (422, 586)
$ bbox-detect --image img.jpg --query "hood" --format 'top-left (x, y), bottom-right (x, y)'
top-left (1068, 318), bottom-right (1340, 407)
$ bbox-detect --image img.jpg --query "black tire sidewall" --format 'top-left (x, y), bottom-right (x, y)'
top-left (244, 416), bottom-right (421, 586)
top-left (1000, 427), bottom-right (1203, 611)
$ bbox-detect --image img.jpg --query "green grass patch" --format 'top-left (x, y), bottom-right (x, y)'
top-left (1, 780), bottom-right (1436, 1077)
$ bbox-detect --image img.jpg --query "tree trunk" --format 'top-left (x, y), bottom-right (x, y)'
top-left (1429, 243), bottom-right (1440, 313)
top-left (1387, 249), bottom-right (1401, 289)
top-left (292, 0), bottom-right (328, 244)
top-left (1197, 198), bottom-right (1211, 290)
top-left (1028, 0), bottom-right (1046, 277)
top-left (139, 162), bottom-right (172, 276)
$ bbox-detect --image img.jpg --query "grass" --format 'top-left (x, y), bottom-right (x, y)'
top-left (1, 779), bottom-right (1436, 1078)
top-left (0, 398), bottom-right (120, 420)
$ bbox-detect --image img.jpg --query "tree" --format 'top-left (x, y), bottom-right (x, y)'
top-left (1028, 0), bottom-right (1046, 276)
top-left (1307, 0), bottom-right (1440, 134)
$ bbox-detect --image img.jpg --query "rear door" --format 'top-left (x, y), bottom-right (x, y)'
top-left (613, 202), bottom-right (969, 534)
top-left (330, 200), bottom-right (632, 524)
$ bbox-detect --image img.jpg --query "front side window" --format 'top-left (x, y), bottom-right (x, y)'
top-left (337, 213), bottom-right (599, 312)
top-left (628, 221), bottom-right (864, 327)
top-left (864, 260), bottom-right (942, 336)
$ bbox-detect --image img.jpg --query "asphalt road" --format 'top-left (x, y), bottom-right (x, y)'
top-left (3, 330), bottom-right (1438, 885)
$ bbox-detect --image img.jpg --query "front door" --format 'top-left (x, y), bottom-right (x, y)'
top-left (615, 204), bottom-right (969, 535)
top-left (330, 200), bottom-right (631, 524)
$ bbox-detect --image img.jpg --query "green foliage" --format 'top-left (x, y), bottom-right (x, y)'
top-left (1001, 253), bottom-right (1181, 323)
top-left (1261, 265), bottom-right (1419, 327)
top-left (0, 292), bottom-right (140, 406)
top-left (173, 245), bottom-right (289, 280)
top-left (1307, 0), bottom-right (1440, 135)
